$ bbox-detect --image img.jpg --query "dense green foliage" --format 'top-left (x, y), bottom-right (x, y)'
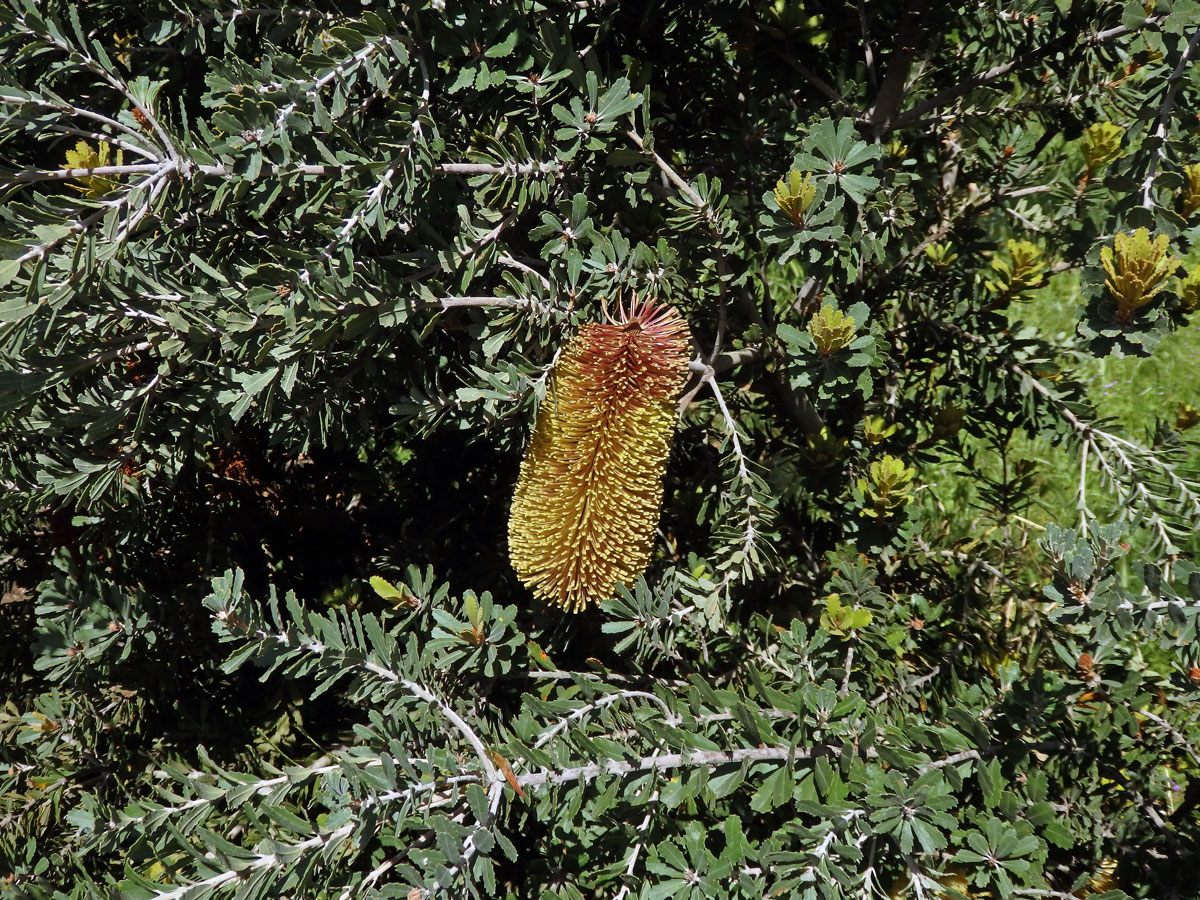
top-left (2, 1), bottom-right (1200, 898)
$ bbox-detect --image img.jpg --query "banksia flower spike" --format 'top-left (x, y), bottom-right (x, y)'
top-left (508, 296), bottom-right (691, 612)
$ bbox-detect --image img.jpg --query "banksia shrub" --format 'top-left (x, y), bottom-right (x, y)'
top-left (508, 298), bottom-right (691, 611)
top-left (7, 5), bottom-right (1200, 899)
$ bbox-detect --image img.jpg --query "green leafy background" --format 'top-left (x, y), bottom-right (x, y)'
top-left (2, 1), bottom-right (1199, 899)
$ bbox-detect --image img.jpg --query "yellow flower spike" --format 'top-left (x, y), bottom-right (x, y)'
top-left (507, 296), bottom-right (691, 612)
top-left (1099, 228), bottom-right (1178, 325)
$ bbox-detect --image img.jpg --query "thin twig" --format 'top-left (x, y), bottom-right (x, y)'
top-left (861, 0), bottom-right (927, 138)
top-left (613, 763), bottom-right (660, 900)
top-left (626, 128), bottom-right (702, 206)
top-left (16, 161), bottom-right (177, 264)
top-left (43, 123), bottom-right (161, 160)
top-left (860, 2), bottom-right (878, 89)
top-left (1139, 709), bottom-right (1200, 768)
top-left (368, 668), bottom-right (500, 787)
top-left (1141, 26), bottom-right (1200, 208)
top-left (774, 51), bottom-right (847, 106)
top-left (432, 296), bottom-right (529, 309)
top-left (275, 36), bottom-right (394, 129)
top-left (498, 254), bottom-right (551, 290)
top-left (0, 93), bottom-right (152, 146)
top-left (32, 19), bottom-right (180, 163)
top-left (533, 691), bottom-right (679, 750)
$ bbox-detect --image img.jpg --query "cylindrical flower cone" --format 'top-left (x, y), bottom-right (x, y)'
top-left (508, 297), bottom-right (691, 611)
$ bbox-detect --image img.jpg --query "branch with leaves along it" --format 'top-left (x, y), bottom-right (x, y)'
top-left (889, 17), bottom-right (1162, 132)
top-left (1140, 26), bottom-right (1200, 208)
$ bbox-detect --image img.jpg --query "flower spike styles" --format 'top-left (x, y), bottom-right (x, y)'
top-left (508, 297), bottom-right (692, 612)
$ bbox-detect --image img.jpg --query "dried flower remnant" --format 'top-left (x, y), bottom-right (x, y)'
top-left (1100, 228), bottom-right (1178, 325)
top-left (508, 297), bottom-right (691, 612)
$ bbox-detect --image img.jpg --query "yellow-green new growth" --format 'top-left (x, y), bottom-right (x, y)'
top-left (924, 241), bottom-right (958, 270)
top-left (986, 240), bottom-right (1045, 300)
top-left (863, 416), bottom-right (897, 446)
top-left (807, 304), bottom-right (856, 356)
top-left (798, 426), bottom-right (847, 469)
top-left (773, 170), bottom-right (816, 226)
top-left (1178, 266), bottom-right (1200, 314)
top-left (1080, 122), bottom-right (1123, 179)
top-left (1176, 403), bottom-right (1200, 433)
top-left (1100, 228), bottom-right (1179, 324)
top-left (1179, 163), bottom-right (1200, 219)
top-left (62, 140), bottom-right (121, 199)
top-left (820, 593), bottom-right (873, 635)
top-left (858, 454), bottom-right (916, 518)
